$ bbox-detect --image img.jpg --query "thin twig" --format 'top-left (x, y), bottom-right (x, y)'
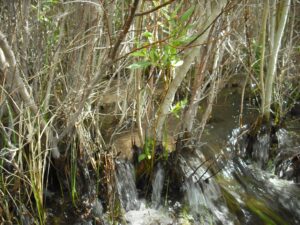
top-left (135, 0), bottom-right (175, 17)
top-left (197, 154), bottom-right (221, 181)
top-left (110, 0), bottom-right (140, 60)
top-left (178, 1), bottom-right (234, 54)
top-left (188, 157), bottom-right (212, 180)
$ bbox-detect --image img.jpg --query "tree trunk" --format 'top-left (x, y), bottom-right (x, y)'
top-left (263, 0), bottom-right (290, 121)
top-left (258, 0), bottom-right (269, 117)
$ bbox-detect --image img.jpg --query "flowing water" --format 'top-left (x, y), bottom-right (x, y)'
top-left (177, 149), bottom-right (235, 225)
top-left (115, 160), bottom-right (140, 211)
top-left (45, 87), bottom-right (300, 224)
top-left (115, 161), bottom-right (174, 225)
top-left (115, 88), bottom-right (300, 225)
top-left (151, 163), bottom-right (165, 209)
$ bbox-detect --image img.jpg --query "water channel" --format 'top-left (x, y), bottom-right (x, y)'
top-left (46, 87), bottom-right (300, 225)
top-left (120, 88), bottom-right (300, 225)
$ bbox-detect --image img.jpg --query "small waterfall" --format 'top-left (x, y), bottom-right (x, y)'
top-left (184, 178), bottom-right (205, 216)
top-left (252, 132), bottom-right (270, 168)
top-left (151, 163), bottom-right (165, 208)
top-left (184, 176), bottom-right (234, 225)
top-left (227, 125), bottom-right (249, 157)
top-left (115, 160), bottom-right (140, 211)
top-left (179, 154), bottom-right (235, 224)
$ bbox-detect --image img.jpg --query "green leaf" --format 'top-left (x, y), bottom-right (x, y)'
top-left (138, 153), bottom-right (146, 162)
top-left (131, 50), bottom-right (146, 57)
top-left (143, 31), bottom-right (153, 38)
top-left (180, 6), bottom-right (195, 22)
top-left (172, 40), bottom-right (184, 47)
top-left (127, 61), bottom-right (151, 69)
top-left (149, 49), bottom-right (159, 62)
top-left (170, 99), bottom-right (187, 116)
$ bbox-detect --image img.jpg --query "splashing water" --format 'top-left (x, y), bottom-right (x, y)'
top-left (125, 201), bottom-right (173, 225)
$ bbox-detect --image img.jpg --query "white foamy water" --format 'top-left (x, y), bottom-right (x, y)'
top-left (125, 202), bottom-right (173, 225)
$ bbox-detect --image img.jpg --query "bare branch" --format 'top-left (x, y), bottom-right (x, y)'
top-left (109, 0), bottom-right (140, 60)
top-left (0, 31), bottom-right (60, 159)
top-left (135, 0), bottom-right (175, 17)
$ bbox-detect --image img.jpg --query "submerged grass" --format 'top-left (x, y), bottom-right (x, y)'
top-left (220, 186), bottom-right (243, 217)
top-left (246, 197), bottom-right (288, 225)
